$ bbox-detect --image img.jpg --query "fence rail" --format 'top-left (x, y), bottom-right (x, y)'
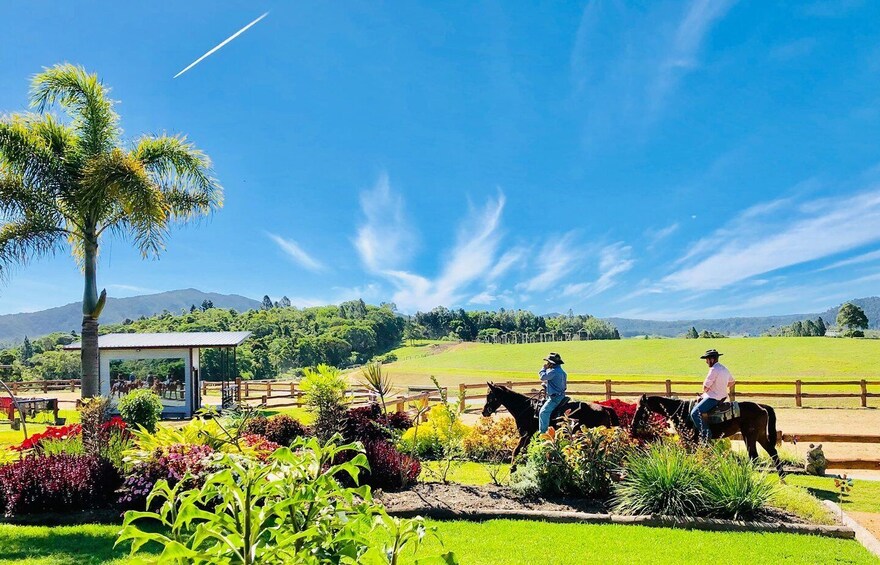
top-left (2, 379), bottom-right (80, 394)
top-left (458, 378), bottom-right (880, 412)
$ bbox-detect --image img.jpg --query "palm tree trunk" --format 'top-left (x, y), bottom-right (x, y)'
top-left (81, 237), bottom-right (101, 398)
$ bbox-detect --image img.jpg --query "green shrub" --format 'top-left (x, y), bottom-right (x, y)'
top-left (701, 455), bottom-right (776, 519)
top-left (613, 442), bottom-right (707, 516)
top-left (117, 389), bottom-right (163, 433)
top-left (461, 416), bottom-right (520, 462)
top-left (300, 364), bottom-right (348, 442)
top-left (510, 422), bottom-right (635, 498)
top-left (117, 437), bottom-right (454, 564)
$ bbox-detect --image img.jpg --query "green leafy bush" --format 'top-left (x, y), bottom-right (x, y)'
top-left (461, 416), bottom-right (520, 462)
top-left (510, 421), bottom-right (634, 498)
top-left (118, 389), bottom-right (163, 433)
top-left (399, 403), bottom-right (470, 459)
top-left (300, 364), bottom-right (348, 441)
top-left (117, 437), bottom-right (454, 564)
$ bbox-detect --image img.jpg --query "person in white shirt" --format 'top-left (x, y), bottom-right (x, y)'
top-left (690, 349), bottom-right (735, 441)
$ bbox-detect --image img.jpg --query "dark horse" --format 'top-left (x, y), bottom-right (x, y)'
top-left (481, 382), bottom-right (620, 468)
top-left (632, 394), bottom-right (783, 475)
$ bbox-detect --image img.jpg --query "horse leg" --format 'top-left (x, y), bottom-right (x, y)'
top-left (744, 430), bottom-right (759, 463)
top-left (510, 433), bottom-right (531, 472)
top-left (757, 430), bottom-right (784, 477)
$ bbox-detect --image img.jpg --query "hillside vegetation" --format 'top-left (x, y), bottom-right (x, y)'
top-left (383, 337), bottom-right (880, 385)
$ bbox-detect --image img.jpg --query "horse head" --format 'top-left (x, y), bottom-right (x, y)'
top-left (630, 394), bottom-right (651, 433)
top-left (482, 382), bottom-right (503, 417)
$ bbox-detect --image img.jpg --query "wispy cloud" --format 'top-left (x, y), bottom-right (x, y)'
top-left (818, 248), bottom-right (880, 272)
top-left (266, 233), bottom-right (325, 272)
top-left (650, 0), bottom-right (736, 112)
top-left (646, 222), bottom-right (680, 248)
top-left (563, 243), bottom-right (634, 298)
top-left (662, 188), bottom-right (880, 291)
top-left (354, 174), bottom-right (416, 272)
top-left (174, 12), bottom-right (269, 79)
top-left (354, 178), bottom-right (510, 311)
top-left (106, 284), bottom-right (160, 295)
top-left (519, 233), bottom-right (581, 293)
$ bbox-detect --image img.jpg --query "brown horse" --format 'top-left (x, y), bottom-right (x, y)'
top-left (632, 394), bottom-right (783, 475)
top-left (481, 382), bottom-right (620, 469)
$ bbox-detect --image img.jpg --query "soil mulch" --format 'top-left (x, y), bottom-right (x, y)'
top-left (376, 483), bottom-right (606, 515)
top-left (376, 483), bottom-right (812, 526)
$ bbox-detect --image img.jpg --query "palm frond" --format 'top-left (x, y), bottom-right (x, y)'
top-left (30, 64), bottom-right (120, 157)
top-left (0, 116), bottom-right (64, 191)
top-left (84, 149), bottom-right (169, 257)
top-left (0, 215), bottom-right (66, 276)
top-left (133, 135), bottom-right (223, 212)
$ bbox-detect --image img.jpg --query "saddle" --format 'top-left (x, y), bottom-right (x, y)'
top-left (531, 396), bottom-right (574, 421)
top-left (690, 398), bottom-right (740, 425)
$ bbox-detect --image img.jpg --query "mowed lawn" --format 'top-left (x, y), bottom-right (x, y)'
top-left (0, 519), bottom-right (876, 565)
top-left (383, 337), bottom-right (880, 387)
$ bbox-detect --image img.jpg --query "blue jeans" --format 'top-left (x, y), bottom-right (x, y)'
top-left (539, 394), bottom-right (565, 433)
top-left (690, 397), bottom-right (720, 441)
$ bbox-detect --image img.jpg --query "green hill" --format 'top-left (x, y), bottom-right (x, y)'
top-left (384, 337), bottom-right (880, 386)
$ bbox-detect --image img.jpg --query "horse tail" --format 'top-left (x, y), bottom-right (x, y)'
top-left (765, 404), bottom-right (778, 446)
top-left (605, 407), bottom-right (620, 427)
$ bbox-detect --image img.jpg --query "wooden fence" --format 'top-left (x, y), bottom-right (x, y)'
top-left (458, 378), bottom-right (880, 412)
top-left (2, 379), bottom-right (80, 394)
top-left (201, 378), bottom-right (446, 415)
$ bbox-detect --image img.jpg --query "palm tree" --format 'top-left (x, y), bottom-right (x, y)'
top-left (0, 64), bottom-right (222, 397)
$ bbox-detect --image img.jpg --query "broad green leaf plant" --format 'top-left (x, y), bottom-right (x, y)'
top-left (117, 436), bottom-right (455, 564)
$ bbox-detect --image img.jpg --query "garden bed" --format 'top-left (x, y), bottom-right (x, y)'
top-left (378, 483), bottom-right (855, 539)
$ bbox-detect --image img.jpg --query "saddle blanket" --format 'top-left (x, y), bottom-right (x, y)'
top-left (705, 401), bottom-right (740, 424)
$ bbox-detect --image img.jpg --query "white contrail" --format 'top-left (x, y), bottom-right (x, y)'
top-left (174, 12), bottom-right (269, 79)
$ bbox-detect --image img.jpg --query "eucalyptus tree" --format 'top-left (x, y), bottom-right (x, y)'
top-left (0, 64), bottom-right (222, 397)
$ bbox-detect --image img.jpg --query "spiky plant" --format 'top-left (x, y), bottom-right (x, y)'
top-left (360, 361), bottom-right (393, 413)
top-left (0, 64), bottom-right (222, 397)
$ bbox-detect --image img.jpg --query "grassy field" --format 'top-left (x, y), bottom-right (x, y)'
top-left (385, 337), bottom-right (880, 383)
top-left (0, 519), bottom-right (874, 565)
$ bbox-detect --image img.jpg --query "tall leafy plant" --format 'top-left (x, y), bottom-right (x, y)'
top-left (301, 364), bottom-right (348, 442)
top-left (0, 64), bottom-right (222, 397)
top-left (117, 437), bottom-right (454, 564)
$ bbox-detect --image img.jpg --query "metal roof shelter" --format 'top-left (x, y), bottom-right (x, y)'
top-left (66, 332), bottom-right (251, 418)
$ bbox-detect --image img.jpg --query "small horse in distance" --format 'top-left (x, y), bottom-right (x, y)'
top-left (631, 394), bottom-right (784, 475)
top-left (481, 382), bottom-right (620, 469)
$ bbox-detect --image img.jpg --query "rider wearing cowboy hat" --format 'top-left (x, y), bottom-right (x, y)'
top-left (690, 349), bottom-right (736, 441)
top-left (538, 352), bottom-right (567, 433)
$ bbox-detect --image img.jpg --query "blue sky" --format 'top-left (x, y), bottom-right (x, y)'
top-left (2, 1), bottom-right (880, 319)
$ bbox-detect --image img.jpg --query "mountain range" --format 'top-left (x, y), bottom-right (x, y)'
top-left (0, 289), bottom-right (876, 345)
top-left (0, 289), bottom-right (260, 345)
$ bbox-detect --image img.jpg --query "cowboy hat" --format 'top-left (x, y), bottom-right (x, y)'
top-left (543, 352), bottom-right (564, 365)
top-left (700, 349), bottom-right (723, 359)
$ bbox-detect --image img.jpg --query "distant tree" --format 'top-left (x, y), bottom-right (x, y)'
top-left (201, 299), bottom-right (214, 311)
top-left (279, 296), bottom-right (292, 308)
top-left (190, 304), bottom-right (198, 313)
top-left (20, 336), bottom-right (34, 364)
top-left (261, 295), bottom-right (274, 310)
top-left (837, 303), bottom-right (869, 335)
top-left (804, 320), bottom-right (819, 337)
top-left (816, 317), bottom-right (827, 336)
top-left (688, 327), bottom-right (699, 339)
top-left (792, 321), bottom-right (805, 337)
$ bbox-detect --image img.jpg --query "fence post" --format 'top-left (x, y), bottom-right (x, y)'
top-left (70, 379), bottom-right (76, 392)
top-left (795, 380), bottom-right (802, 408)
top-left (290, 382), bottom-right (296, 396)
top-left (665, 379), bottom-right (672, 395)
top-left (261, 394), bottom-right (267, 405)
top-left (244, 381), bottom-right (250, 398)
top-left (396, 395), bottom-right (405, 413)
top-left (605, 380), bottom-right (612, 401)
top-left (861, 379), bottom-right (868, 408)
top-left (43, 381), bottom-right (48, 393)
top-left (235, 377), bottom-right (242, 403)
top-left (730, 382), bottom-right (736, 402)
top-left (459, 383), bottom-right (466, 413)
top-left (266, 382), bottom-right (272, 398)
top-left (12, 383), bottom-right (17, 394)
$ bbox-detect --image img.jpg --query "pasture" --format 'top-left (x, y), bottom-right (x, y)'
top-left (385, 337), bottom-right (880, 385)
